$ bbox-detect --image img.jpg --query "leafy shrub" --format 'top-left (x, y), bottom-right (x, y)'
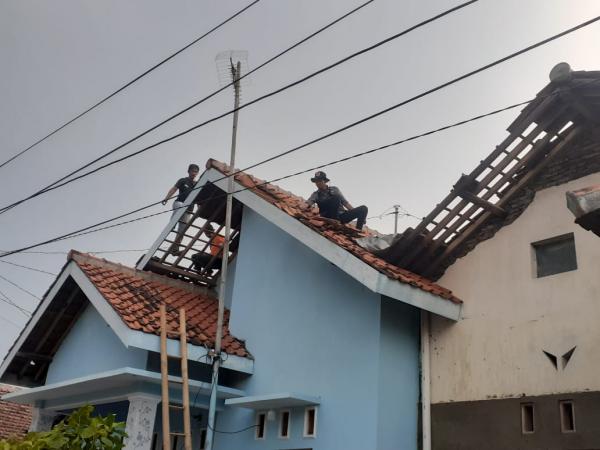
top-left (0, 405), bottom-right (127, 449)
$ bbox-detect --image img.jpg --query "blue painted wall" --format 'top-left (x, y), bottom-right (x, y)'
top-left (215, 208), bottom-right (421, 450)
top-left (45, 304), bottom-right (147, 384)
top-left (377, 297), bottom-right (420, 450)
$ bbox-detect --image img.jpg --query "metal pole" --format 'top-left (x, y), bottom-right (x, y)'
top-left (205, 60), bottom-right (241, 450)
top-left (393, 205), bottom-right (399, 234)
top-left (420, 311), bottom-right (432, 450)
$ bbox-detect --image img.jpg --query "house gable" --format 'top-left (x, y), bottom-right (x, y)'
top-left (213, 207), bottom-right (422, 449)
top-left (45, 304), bottom-right (146, 385)
top-left (431, 171), bottom-right (600, 404)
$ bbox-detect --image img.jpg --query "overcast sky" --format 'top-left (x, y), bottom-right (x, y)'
top-left (0, 0), bottom-right (599, 361)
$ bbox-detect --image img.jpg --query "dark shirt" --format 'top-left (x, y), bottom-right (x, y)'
top-left (307, 186), bottom-right (348, 218)
top-left (175, 177), bottom-right (195, 202)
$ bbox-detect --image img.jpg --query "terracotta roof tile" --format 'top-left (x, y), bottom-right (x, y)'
top-left (0, 385), bottom-right (32, 439)
top-left (206, 159), bottom-right (460, 304)
top-left (70, 252), bottom-right (251, 358)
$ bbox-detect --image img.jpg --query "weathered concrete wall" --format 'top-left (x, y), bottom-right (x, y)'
top-left (431, 171), bottom-right (600, 404)
top-left (432, 391), bottom-right (600, 450)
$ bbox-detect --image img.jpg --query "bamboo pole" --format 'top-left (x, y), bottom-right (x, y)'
top-left (160, 304), bottom-right (170, 450)
top-left (179, 308), bottom-right (192, 450)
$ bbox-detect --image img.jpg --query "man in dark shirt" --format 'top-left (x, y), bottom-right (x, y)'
top-left (305, 171), bottom-right (368, 230)
top-left (162, 164), bottom-right (200, 255)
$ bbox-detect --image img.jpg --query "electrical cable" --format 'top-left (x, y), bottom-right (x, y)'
top-left (0, 273), bottom-right (42, 300)
top-left (0, 288), bottom-right (31, 316)
top-left (0, 314), bottom-right (24, 329)
top-left (0, 259), bottom-right (57, 276)
top-left (0, 0), bottom-right (377, 215)
top-left (0, 0), bottom-right (262, 171)
top-left (0, 0), bottom-right (476, 215)
top-left (3, 75), bottom-right (600, 258)
top-left (0, 95), bottom-right (540, 258)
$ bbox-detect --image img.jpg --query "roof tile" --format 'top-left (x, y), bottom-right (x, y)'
top-left (70, 252), bottom-right (251, 358)
top-left (206, 159), bottom-right (460, 304)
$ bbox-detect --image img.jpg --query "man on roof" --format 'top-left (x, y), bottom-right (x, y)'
top-left (305, 171), bottom-right (368, 231)
top-left (161, 163), bottom-right (200, 255)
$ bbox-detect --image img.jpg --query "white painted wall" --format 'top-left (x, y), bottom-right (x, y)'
top-left (430, 172), bottom-right (600, 404)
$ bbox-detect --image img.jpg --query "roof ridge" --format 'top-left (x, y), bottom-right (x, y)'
top-left (69, 250), bottom-right (216, 299)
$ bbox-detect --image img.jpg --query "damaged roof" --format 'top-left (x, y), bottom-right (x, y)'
top-left (205, 159), bottom-right (460, 304)
top-left (375, 67), bottom-right (600, 280)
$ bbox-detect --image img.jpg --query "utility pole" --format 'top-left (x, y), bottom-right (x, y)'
top-left (205, 59), bottom-right (242, 450)
top-left (393, 205), bottom-right (400, 234)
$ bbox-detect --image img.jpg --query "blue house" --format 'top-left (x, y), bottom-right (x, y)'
top-left (0, 159), bottom-right (461, 450)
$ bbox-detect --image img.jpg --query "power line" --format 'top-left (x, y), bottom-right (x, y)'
top-left (0, 259), bottom-right (57, 276)
top-left (0, 95), bottom-right (543, 258)
top-left (0, 0), bottom-right (262, 171)
top-left (0, 0), bottom-right (474, 215)
top-left (0, 273), bottom-right (42, 300)
top-left (0, 288), bottom-right (31, 316)
top-left (0, 314), bottom-right (24, 329)
top-left (0, 0), bottom-right (377, 214)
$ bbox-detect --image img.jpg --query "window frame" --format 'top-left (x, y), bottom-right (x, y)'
top-left (531, 233), bottom-right (577, 278)
top-left (255, 411), bottom-right (267, 440)
top-left (303, 406), bottom-right (317, 438)
top-left (278, 410), bottom-right (291, 439)
top-left (520, 402), bottom-right (535, 434)
top-left (559, 400), bottom-right (576, 433)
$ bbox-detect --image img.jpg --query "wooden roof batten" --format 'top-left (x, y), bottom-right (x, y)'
top-left (139, 179), bottom-right (243, 287)
top-left (377, 65), bottom-right (600, 280)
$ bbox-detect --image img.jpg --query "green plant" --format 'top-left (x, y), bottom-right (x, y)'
top-left (0, 405), bottom-right (127, 450)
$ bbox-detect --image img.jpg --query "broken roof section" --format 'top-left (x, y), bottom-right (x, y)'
top-left (138, 159), bottom-right (461, 320)
top-left (376, 65), bottom-right (600, 280)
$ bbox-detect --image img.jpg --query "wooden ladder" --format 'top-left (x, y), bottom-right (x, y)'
top-left (160, 304), bottom-right (192, 450)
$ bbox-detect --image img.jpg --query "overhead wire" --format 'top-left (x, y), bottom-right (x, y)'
top-left (0, 0), bottom-right (378, 215)
top-left (0, 288), bottom-right (32, 316)
top-left (3, 52), bottom-right (600, 258)
top-left (0, 0), bottom-right (476, 215)
top-left (0, 95), bottom-right (549, 258)
top-left (0, 0), bottom-right (263, 171)
top-left (0, 259), bottom-right (57, 276)
top-left (0, 273), bottom-right (42, 300)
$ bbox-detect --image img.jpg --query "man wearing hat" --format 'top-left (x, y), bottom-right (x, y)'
top-left (306, 171), bottom-right (368, 230)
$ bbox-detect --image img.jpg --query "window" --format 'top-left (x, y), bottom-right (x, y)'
top-left (303, 407), bottom-right (317, 438)
top-left (199, 429), bottom-right (206, 449)
top-left (521, 403), bottom-right (535, 434)
top-left (560, 401), bottom-right (576, 433)
top-left (532, 233), bottom-right (577, 278)
top-left (255, 412), bottom-right (267, 440)
top-left (279, 410), bottom-right (290, 439)
top-left (151, 433), bottom-right (158, 450)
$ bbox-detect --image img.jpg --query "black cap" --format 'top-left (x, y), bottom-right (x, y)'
top-left (311, 171), bottom-right (329, 183)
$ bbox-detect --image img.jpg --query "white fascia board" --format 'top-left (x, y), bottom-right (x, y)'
top-left (0, 263), bottom-right (74, 378)
top-left (71, 264), bottom-right (254, 374)
top-left (207, 170), bottom-right (461, 321)
top-left (2, 367), bottom-right (244, 409)
top-left (136, 172), bottom-right (210, 271)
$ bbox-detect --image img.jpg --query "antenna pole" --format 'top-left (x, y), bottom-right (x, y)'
top-left (205, 60), bottom-right (242, 450)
